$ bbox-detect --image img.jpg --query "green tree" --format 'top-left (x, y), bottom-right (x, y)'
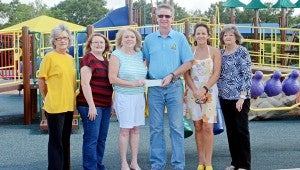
top-left (203, 2), bottom-right (296, 25)
top-left (133, 0), bottom-right (153, 25)
top-left (4, 0), bottom-right (36, 26)
top-left (289, 14), bottom-right (300, 27)
top-left (50, 0), bottom-right (108, 26)
top-left (0, 0), bottom-right (49, 28)
top-left (205, 2), bottom-right (231, 24)
top-left (190, 9), bottom-right (205, 18)
top-left (0, 2), bottom-right (9, 28)
top-left (173, 3), bottom-right (189, 21)
top-left (30, 0), bottom-right (49, 16)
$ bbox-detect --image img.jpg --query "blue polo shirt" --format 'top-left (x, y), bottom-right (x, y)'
top-left (142, 30), bottom-right (194, 79)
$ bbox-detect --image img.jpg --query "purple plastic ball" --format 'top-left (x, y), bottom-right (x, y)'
top-left (282, 70), bottom-right (300, 96)
top-left (251, 71), bottom-right (264, 98)
top-left (264, 71), bottom-right (282, 97)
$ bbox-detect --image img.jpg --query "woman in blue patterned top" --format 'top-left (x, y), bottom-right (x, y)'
top-left (217, 24), bottom-right (252, 170)
top-left (109, 28), bottom-right (147, 170)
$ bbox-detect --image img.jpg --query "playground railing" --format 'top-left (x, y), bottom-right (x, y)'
top-left (0, 29), bottom-right (23, 89)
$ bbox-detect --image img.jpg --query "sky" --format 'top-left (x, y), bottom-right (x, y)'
top-left (2, 0), bottom-right (300, 14)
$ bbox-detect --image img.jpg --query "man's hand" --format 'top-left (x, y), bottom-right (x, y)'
top-left (162, 74), bottom-right (173, 86)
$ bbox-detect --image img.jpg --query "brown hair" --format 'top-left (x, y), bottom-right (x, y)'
top-left (219, 24), bottom-right (243, 45)
top-left (84, 33), bottom-right (110, 56)
top-left (193, 23), bottom-right (211, 46)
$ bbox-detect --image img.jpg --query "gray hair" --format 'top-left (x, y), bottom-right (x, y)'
top-left (219, 24), bottom-right (243, 45)
top-left (50, 23), bottom-right (72, 49)
top-left (156, 3), bottom-right (175, 17)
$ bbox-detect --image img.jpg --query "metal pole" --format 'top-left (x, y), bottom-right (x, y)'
top-left (253, 10), bottom-right (259, 62)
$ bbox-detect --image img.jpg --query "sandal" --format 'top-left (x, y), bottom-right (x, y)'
top-left (224, 166), bottom-right (235, 170)
top-left (206, 165), bottom-right (213, 170)
top-left (130, 165), bottom-right (141, 170)
top-left (197, 164), bottom-right (205, 170)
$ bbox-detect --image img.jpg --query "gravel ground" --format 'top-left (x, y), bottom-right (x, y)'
top-left (1, 91), bottom-right (300, 170)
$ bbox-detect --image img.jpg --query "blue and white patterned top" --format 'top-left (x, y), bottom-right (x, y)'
top-left (217, 45), bottom-right (252, 100)
top-left (112, 49), bottom-right (147, 94)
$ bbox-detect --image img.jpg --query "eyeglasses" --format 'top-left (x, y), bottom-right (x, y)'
top-left (92, 41), bottom-right (105, 45)
top-left (55, 37), bottom-right (69, 41)
top-left (157, 15), bottom-right (172, 19)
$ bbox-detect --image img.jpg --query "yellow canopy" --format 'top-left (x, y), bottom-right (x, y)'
top-left (1, 15), bottom-right (85, 33)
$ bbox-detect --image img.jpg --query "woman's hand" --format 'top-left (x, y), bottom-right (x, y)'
top-left (133, 79), bottom-right (145, 87)
top-left (236, 99), bottom-right (245, 112)
top-left (193, 87), bottom-right (207, 101)
top-left (88, 106), bottom-right (97, 121)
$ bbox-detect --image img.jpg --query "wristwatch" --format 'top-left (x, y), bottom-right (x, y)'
top-left (240, 94), bottom-right (247, 99)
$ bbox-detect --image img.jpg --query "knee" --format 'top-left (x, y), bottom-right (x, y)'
top-left (130, 127), bottom-right (139, 135)
top-left (119, 128), bottom-right (130, 137)
top-left (193, 121), bottom-right (203, 133)
top-left (202, 123), bottom-right (214, 135)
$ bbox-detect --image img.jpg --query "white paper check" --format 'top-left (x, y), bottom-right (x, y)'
top-left (144, 79), bottom-right (162, 87)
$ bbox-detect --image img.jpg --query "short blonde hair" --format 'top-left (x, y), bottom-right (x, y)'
top-left (115, 27), bottom-right (142, 52)
top-left (219, 24), bottom-right (243, 45)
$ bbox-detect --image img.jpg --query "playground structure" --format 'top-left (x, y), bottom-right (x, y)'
top-left (0, 2), bottom-right (300, 127)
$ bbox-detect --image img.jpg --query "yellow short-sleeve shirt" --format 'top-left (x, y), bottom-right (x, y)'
top-left (38, 51), bottom-right (76, 113)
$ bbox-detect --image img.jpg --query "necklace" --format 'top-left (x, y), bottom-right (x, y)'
top-left (225, 45), bottom-right (238, 55)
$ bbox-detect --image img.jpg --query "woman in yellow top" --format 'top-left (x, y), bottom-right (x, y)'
top-left (38, 23), bottom-right (76, 170)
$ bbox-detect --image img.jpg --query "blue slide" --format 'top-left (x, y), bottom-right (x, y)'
top-left (93, 6), bottom-right (129, 30)
top-left (69, 6), bottom-right (129, 56)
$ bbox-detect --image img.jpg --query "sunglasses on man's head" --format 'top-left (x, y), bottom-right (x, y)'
top-left (157, 15), bottom-right (172, 19)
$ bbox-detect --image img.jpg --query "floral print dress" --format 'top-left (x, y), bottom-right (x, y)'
top-left (185, 46), bottom-right (218, 123)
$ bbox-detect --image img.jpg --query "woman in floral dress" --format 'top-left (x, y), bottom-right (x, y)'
top-left (184, 23), bottom-right (221, 170)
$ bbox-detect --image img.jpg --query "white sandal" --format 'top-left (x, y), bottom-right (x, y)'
top-left (224, 166), bottom-right (235, 170)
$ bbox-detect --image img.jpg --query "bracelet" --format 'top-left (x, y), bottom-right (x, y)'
top-left (240, 94), bottom-right (247, 99)
top-left (202, 86), bottom-right (209, 93)
top-left (170, 73), bottom-right (175, 77)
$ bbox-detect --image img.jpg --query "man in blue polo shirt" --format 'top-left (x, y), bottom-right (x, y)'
top-left (142, 3), bottom-right (194, 170)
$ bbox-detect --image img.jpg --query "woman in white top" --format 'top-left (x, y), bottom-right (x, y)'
top-left (184, 23), bottom-right (221, 170)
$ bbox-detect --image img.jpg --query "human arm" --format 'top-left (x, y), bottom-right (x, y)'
top-left (38, 78), bottom-right (47, 101)
top-left (183, 68), bottom-right (202, 100)
top-left (162, 60), bottom-right (192, 86)
top-left (205, 48), bottom-right (221, 89)
top-left (108, 55), bottom-right (144, 87)
top-left (80, 66), bottom-right (97, 121)
top-left (236, 47), bottom-right (252, 112)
